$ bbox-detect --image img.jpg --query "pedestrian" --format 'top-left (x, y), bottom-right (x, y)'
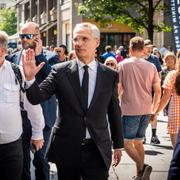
top-left (118, 36), bottom-right (161, 180)
top-left (104, 56), bottom-right (118, 71)
top-left (23, 22), bottom-right (124, 180)
top-left (144, 39), bottom-right (162, 144)
top-left (7, 22), bottom-right (58, 180)
top-left (0, 31), bottom-right (44, 180)
top-left (152, 52), bottom-right (180, 148)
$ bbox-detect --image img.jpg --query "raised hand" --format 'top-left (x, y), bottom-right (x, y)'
top-left (22, 48), bottom-right (45, 80)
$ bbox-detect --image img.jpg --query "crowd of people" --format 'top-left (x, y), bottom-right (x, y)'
top-left (0, 21), bottom-right (180, 180)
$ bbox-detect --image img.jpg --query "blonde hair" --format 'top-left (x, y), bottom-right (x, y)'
top-left (163, 52), bottom-right (176, 65)
top-left (0, 31), bottom-right (8, 49)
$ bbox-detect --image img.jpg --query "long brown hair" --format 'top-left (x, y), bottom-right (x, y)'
top-left (175, 51), bottom-right (180, 95)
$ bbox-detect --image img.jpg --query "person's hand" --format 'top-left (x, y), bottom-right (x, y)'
top-left (150, 112), bottom-right (158, 122)
top-left (34, 35), bottom-right (43, 55)
top-left (31, 139), bottom-right (44, 152)
top-left (112, 149), bottom-right (122, 167)
top-left (22, 48), bottom-right (45, 80)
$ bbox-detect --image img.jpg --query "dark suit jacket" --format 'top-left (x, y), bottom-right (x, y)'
top-left (7, 49), bottom-right (59, 128)
top-left (26, 60), bottom-right (124, 168)
top-left (168, 130), bottom-right (180, 179)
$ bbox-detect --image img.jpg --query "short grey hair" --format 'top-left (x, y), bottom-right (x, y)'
top-left (73, 22), bottom-right (100, 39)
top-left (0, 31), bottom-right (8, 49)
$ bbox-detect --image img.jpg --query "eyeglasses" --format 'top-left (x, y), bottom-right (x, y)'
top-left (19, 34), bottom-right (37, 39)
top-left (56, 50), bottom-right (62, 53)
top-left (106, 63), bottom-right (115, 66)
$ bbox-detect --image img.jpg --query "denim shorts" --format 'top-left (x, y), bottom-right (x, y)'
top-left (122, 115), bottom-right (151, 140)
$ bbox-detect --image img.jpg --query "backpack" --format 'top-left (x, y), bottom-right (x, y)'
top-left (11, 63), bottom-right (25, 93)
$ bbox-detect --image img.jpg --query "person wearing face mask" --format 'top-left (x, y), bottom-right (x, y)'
top-left (143, 39), bottom-right (162, 145)
top-left (6, 22), bottom-right (59, 180)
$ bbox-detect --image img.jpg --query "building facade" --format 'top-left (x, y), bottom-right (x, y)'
top-left (16, 0), bottom-right (173, 52)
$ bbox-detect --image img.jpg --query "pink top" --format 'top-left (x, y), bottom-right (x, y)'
top-left (119, 57), bottom-right (160, 115)
top-left (116, 54), bottom-right (124, 63)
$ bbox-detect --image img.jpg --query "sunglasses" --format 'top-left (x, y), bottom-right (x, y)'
top-left (19, 34), bottom-right (37, 39)
top-left (106, 63), bottom-right (115, 66)
top-left (56, 50), bottom-right (62, 53)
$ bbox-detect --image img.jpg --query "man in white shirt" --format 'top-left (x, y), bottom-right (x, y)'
top-left (0, 31), bottom-right (44, 180)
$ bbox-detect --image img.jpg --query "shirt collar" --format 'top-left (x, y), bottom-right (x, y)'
top-left (77, 59), bottom-right (97, 72)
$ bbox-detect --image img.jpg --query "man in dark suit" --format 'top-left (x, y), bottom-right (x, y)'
top-left (168, 130), bottom-right (180, 179)
top-left (23, 22), bottom-right (124, 180)
top-left (7, 22), bottom-right (58, 180)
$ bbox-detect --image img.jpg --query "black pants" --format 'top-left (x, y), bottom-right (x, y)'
top-left (0, 138), bottom-right (23, 180)
top-left (21, 111), bottom-right (51, 180)
top-left (56, 141), bottom-right (109, 180)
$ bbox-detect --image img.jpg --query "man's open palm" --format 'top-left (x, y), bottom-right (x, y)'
top-left (22, 49), bottom-right (45, 80)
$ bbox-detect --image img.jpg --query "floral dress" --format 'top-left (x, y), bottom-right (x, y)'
top-left (163, 70), bottom-right (180, 134)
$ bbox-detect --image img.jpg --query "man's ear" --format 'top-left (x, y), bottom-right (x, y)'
top-left (95, 38), bottom-right (100, 48)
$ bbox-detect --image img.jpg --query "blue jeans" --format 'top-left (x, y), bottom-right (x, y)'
top-left (122, 115), bottom-right (151, 140)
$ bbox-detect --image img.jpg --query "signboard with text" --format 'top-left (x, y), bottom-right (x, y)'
top-left (170, 0), bottom-right (180, 52)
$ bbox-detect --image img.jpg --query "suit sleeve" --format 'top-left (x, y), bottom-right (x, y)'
top-left (26, 67), bottom-right (58, 105)
top-left (107, 72), bottom-right (124, 149)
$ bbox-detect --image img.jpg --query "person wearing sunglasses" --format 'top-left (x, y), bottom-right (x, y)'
top-left (7, 22), bottom-right (59, 180)
top-left (104, 56), bottom-right (118, 71)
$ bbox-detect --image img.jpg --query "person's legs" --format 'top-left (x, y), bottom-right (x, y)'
top-left (0, 139), bottom-right (23, 180)
top-left (80, 141), bottom-right (108, 180)
top-left (150, 116), bottom-right (160, 144)
top-left (123, 115), bottom-right (151, 178)
top-left (56, 164), bottom-right (81, 180)
top-left (33, 125), bottom-right (51, 180)
top-left (22, 112), bottom-right (32, 180)
top-left (124, 140), bottom-right (143, 176)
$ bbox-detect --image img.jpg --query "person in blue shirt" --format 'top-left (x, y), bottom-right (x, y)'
top-left (100, 45), bottom-right (116, 63)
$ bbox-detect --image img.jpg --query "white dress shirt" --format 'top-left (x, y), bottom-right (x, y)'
top-left (77, 59), bottom-right (98, 139)
top-left (0, 60), bottom-right (44, 144)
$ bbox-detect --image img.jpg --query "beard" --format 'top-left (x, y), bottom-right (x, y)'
top-left (22, 41), bottom-right (36, 50)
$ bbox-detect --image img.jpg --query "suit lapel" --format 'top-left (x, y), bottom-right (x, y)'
top-left (88, 63), bottom-right (104, 111)
top-left (66, 60), bottom-right (84, 109)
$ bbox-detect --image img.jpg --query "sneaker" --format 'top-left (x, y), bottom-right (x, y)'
top-left (151, 136), bottom-right (160, 144)
top-left (141, 164), bottom-right (152, 180)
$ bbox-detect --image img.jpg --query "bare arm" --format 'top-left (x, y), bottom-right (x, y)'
top-left (154, 88), bottom-right (172, 115)
top-left (152, 81), bottom-right (161, 112)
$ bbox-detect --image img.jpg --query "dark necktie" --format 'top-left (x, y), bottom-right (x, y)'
top-left (81, 65), bottom-right (89, 112)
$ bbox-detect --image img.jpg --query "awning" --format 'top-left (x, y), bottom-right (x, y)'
top-left (40, 21), bottom-right (57, 32)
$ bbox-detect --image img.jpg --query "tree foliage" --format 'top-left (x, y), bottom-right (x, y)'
top-left (0, 8), bottom-right (17, 36)
top-left (78, 0), bottom-right (171, 41)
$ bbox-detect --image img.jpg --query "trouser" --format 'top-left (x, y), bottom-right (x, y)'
top-left (21, 111), bottom-right (51, 180)
top-left (0, 138), bottom-right (23, 180)
top-left (56, 140), bottom-right (109, 180)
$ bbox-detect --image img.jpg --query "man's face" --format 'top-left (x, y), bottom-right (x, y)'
top-left (73, 27), bottom-right (99, 63)
top-left (20, 27), bottom-right (39, 50)
top-left (144, 46), bottom-right (153, 58)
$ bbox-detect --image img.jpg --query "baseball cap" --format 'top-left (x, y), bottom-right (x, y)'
top-left (144, 39), bottom-right (154, 47)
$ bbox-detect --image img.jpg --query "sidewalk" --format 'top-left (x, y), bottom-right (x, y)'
top-left (109, 115), bottom-right (173, 180)
top-left (31, 115), bottom-right (173, 180)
